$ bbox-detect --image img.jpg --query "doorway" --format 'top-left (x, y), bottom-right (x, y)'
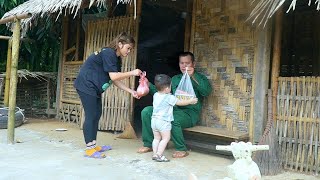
top-left (134, 1), bottom-right (189, 135)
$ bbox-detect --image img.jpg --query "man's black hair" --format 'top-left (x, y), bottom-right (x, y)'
top-left (179, 52), bottom-right (195, 63)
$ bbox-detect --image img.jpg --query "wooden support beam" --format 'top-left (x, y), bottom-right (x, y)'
top-left (4, 39), bottom-right (12, 107)
top-left (184, 0), bottom-right (193, 51)
top-left (0, 35), bottom-right (34, 42)
top-left (129, 0), bottom-right (142, 127)
top-left (189, 0), bottom-right (196, 52)
top-left (7, 18), bottom-right (21, 144)
top-left (271, 9), bottom-right (283, 122)
top-left (58, 16), bottom-right (69, 118)
top-left (250, 24), bottom-right (272, 143)
top-left (0, 13), bottom-right (31, 25)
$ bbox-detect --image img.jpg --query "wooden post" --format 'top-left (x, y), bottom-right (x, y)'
top-left (4, 39), bottom-right (12, 107)
top-left (55, 17), bottom-right (66, 118)
top-left (7, 18), bottom-right (21, 144)
top-left (250, 23), bottom-right (272, 143)
top-left (189, 0), bottom-right (197, 52)
top-left (129, 0), bottom-right (142, 126)
top-left (271, 9), bottom-right (283, 122)
top-left (46, 77), bottom-right (50, 117)
top-left (75, 14), bottom-right (80, 61)
top-left (184, 0), bottom-right (193, 51)
top-left (57, 16), bottom-right (69, 118)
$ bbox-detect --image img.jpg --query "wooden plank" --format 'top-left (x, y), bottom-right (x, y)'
top-left (184, 126), bottom-right (249, 140)
top-left (271, 9), bottom-right (283, 123)
top-left (251, 23), bottom-right (271, 142)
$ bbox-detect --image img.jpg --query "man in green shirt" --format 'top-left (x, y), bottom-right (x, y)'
top-left (137, 52), bottom-right (212, 158)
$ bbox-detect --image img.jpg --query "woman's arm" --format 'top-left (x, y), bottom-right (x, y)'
top-left (109, 69), bottom-right (141, 81)
top-left (113, 80), bottom-right (139, 99)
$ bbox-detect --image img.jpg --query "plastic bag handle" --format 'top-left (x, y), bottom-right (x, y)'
top-left (140, 71), bottom-right (146, 78)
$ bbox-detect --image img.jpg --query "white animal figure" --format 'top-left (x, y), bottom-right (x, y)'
top-left (216, 141), bottom-right (269, 180)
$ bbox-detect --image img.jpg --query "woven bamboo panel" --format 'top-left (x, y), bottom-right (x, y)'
top-left (276, 76), bottom-right (320, 174)
top-left (1, 78), bottom-right (55, 117)
top-left (61, 63), bottom-right (82, 101)
top-left (193, 0), bottom-right (256, 132)
top-left (81, 15), bottom-right (137, 131)
top-left (60, 102), bottom-right (82, 125)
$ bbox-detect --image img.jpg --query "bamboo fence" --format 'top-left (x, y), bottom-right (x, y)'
top-left (80, 15), bottom-right (137, 131)
top-left (276, 76), bottom-right (320, 174)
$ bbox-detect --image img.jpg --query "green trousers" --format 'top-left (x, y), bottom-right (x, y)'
top-left (141, 106), bottom-right (193, 151)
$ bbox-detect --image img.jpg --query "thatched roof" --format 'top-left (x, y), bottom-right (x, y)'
top-left (0, 69), bottom-right (57, 81)
top-left (248, 0), bottom-right (320, 27)
top-left (1, 0), bottom-right (133, 33)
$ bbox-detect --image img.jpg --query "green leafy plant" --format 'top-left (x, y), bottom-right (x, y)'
top-left (0, 0), bottom-right (60, 72)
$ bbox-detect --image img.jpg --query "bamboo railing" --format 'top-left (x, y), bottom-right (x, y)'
top-left (276, 76), bottom-right (320, 173)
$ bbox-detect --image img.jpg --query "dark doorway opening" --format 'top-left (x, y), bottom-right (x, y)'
top-left (280, 0), bottom-right (320, 77)
top-left (134, 1), bottom-right (188, 136)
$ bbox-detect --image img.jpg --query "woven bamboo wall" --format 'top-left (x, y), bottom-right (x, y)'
top-left (193, 0), bottom-right (256, 132)
top-left (0, 77), bottom-right (56, 117)
top-left (277, 76), bottom-right (320, 173)
top-left (81, 16), bottom-right (137, 131)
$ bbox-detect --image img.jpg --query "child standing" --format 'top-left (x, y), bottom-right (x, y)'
top-left (151, 74), bottom-right (198, 162)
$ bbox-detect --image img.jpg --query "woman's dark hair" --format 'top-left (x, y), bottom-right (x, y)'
top-left (154, 74), bottom-right (171, 91)
top-left (107, 32), bottom-right (135, 50)
top-left (179, 52), bottom-right (195, 63)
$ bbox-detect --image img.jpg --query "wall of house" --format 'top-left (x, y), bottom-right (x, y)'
top-left (191, 0), bottom-right (269, 136)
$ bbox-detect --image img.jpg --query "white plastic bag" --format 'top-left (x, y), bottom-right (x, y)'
top-left (174, 67), bottom-right (196, 100)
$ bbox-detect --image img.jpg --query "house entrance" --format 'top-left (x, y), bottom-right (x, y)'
top-left (134, 1), bottom-right (189, 134)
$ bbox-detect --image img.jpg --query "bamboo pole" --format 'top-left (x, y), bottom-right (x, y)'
top-left (0, 13), bottom-right (31, 25)
top-left (4, 39), bottom-right (12, 107)
top-left (0, 35), bottom-right (34, 42)
top-left (7, 19), bottom-right (21, 144)
top-left (271, 9), bottom-right (283, 122)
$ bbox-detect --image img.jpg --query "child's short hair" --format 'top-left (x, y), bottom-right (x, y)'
top-left (154, 74), bottom-right (171, 91)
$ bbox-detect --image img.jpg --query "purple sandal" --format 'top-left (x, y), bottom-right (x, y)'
top-left (96, 145), bottom-right (112, 152)
top-left (84, 151), bottom-right (106, 159)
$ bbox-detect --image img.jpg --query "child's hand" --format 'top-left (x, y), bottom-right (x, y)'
top-left (190, 97), bottom-right (198, 104)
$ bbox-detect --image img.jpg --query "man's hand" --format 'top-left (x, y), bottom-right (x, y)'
top-left (186, 66), bottom-right (195, 76)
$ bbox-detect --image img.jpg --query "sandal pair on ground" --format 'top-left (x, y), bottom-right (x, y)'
top-left (152, 154), bottom-right (170, 162)
top-left (84, 145), bottom-right (112, 159)
top-left (137, 147), bottom-right (189, 158)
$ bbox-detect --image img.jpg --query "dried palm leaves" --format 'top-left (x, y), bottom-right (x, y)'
top-left (248, 0), bottom-right (320, 27)
top-left (1, 0), bottom-right (136, 34)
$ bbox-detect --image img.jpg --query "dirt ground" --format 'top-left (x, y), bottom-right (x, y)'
top-left (0, 118), bottom-right (318, 180)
